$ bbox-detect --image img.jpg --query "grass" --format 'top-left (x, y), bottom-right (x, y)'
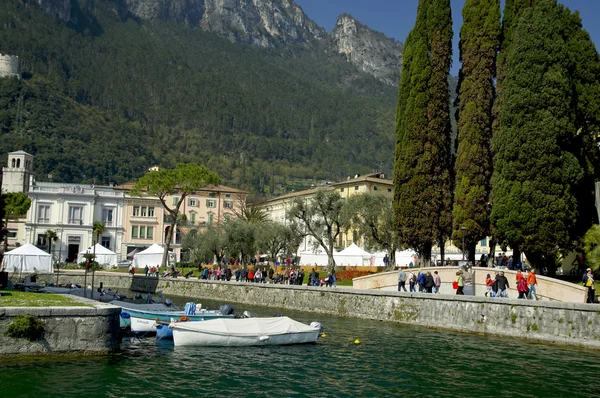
top-left (0, 290), bottom-right (91, 307)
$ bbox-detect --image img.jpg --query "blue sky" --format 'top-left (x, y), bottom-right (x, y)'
top-left (295, 0), bottom-right (599, 75)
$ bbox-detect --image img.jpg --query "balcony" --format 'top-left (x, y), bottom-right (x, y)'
top-left (68, 219), bottom-right (83, 225)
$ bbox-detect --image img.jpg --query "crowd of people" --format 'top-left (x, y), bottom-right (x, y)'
top-left (397, 269), bottom-right (442, 294)
top-left (193, 265), bottom-right (338, 287)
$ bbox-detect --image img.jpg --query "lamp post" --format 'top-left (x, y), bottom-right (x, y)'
top-left (460, 226), bottom-right (467, 261)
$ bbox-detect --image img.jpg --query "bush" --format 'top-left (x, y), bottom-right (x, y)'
top-left (4, 314), bottom-right (45, 341)
top-left (334, 270), bottom-right (374, 282)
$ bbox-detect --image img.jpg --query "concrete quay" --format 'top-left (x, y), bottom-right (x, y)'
top-left (31, 271), bottom-right (600, 349)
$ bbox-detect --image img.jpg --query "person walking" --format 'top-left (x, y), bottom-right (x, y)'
top-left (409, 271), bottom-right (416, 293)
top-left (424, 272), bottom-right (435, 293)
top-left (455, 271), bottom-right (464, 295)
top-left (485, 274), bottom-right (493, 297)
top-left (433, 271), bottom-right (441, 294)
top-left (496, 271), bottom-right (510, 298)
top-left (397, 268), bottom-right (407, 292)
top-left (517, 275), bottom-right (528, 299)
top-left (417, 271), bottom-right (426, 293)
top-left (583, 268), bottom-right (595, 303)
top-left (527, 269), bottom-right (538, 300)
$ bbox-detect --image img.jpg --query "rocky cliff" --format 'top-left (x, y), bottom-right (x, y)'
top-left (123, 0), bottom-right (326, 46)
top-left (331, 14), bottom-right (403, 86)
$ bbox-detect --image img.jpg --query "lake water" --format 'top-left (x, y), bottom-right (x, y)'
top-left (2, 296), bottom-right (600, 397)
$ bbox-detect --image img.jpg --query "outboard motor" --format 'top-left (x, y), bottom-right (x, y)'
top-left (135, 293), bottom-right (143, 300)
top-left (310, 322), bottom-right (323, 333)
top-left (242, 311), bottom-right (255, 319)
top-left (164, 298), bottom-right (173, 307)
top-left (219, 304), bottom-right (234, 316)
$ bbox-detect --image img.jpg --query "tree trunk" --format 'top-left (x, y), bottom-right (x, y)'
top-left (326, 248), bottom-right (336, 271)
top-left (439, 239), bottom-right (445, 267)
top-left (163, 220), bottom-right (175, 268)
top-left (489, 237), bottom-right (497, 264)
top-left (512, 246), bottom-right (521, 267)
top-left (468, 242), bottom-right (476, 264)
top-left (83, 268), bottom-right (88, 299)
top-left (418, 243), bottom-right (432, 268)
top-left (389, 247), bottom-right (396, 270)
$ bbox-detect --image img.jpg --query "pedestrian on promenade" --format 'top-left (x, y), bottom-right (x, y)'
top-left (455, 271), bottom-right (464, 295)
top-left (424, 272), bottom-right (435, 293)
top-left (331, 269), bottom-right (337, 287)
top-left (527, 269), bottom-right (538, 300)
top-left (417, 271), bottom-right (426, 293)
top-left (409, 271), bottom-right (416, 292)
top-left (433, 271), bottom-right (441, 294)
top-left (398, 268), bottom-right (407, 292)
top-left (144, 265), bottom-right (149, 276)
top-left (485, 274), bottom-right (493, 297)
top-left (516, 269), bottom-right (524, 287)
top-left (496, 271), bottom-right (510, 298)
top-left (517, 276), bottom-right (528, 299)
top-left (583, 268), bottom-right (595, 303)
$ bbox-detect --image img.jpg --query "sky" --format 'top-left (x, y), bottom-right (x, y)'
top-left (295, 0), bottom-right (599, 75)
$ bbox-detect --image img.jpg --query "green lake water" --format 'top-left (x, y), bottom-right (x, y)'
top-left (2, 296), bottom-right (600, 397)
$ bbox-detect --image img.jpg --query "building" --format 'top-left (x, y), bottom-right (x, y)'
top-left (0, 54), bottom-right (19, 79)
top-left (1, 151), bottom-right (34, 194)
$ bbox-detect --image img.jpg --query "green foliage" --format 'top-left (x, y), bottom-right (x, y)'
top-left (491, 0), bottom-right (593, 270)
top-left (182, 225), bottom-right (227, 264)
top-left (4, 314), bottom-right (44, 341)
top-left (452, 0), bottom-right (500, 261)
top-left (287, 189), bottom-right (346, 269)
top-left (583, 225), bottom-right (600, 272)
top-left (224, 218), bottom-right (257, 265)
top-left (255, 221), bottom-right (302, 263)
top-left (341, 193), bottom-right (398, 268)
top-left (0, 0), bottom-right (397, 191)
top-left (3, 192), bottom-right (31, 219)
top-left (393, 0), bottom-right (454, 265)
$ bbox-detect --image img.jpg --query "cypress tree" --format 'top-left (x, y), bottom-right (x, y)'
top-left (394, 0), bottom-right (453, 265)
top-left (490, 0), bottom-right (587, 272)
top-left (452, 0), bottom-right (500, 263)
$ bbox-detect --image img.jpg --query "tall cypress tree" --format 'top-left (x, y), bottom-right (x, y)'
top-left (491, 0), bottom-right (586, 272)
top-left (394, 0), bottom-right (453, 265)
top-left (452, 0), bottom-right (500, 262)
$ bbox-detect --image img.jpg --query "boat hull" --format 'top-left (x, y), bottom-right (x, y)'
top-left (172, 329), bottom-right (320, 346)
top-left (127, 308), bottom-right (232, 333)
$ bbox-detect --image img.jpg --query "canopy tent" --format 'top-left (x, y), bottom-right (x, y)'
top-left (372, 249), bottom-right (418, 267)
top-left (1, 243), bottom-right (52, 272)
top-left (126, 247), bottom-right (142, 259)
top-left (335, 243), bottom-right (373, 266)
top-left (298, 247), bottom-right (337, 266)
top-left (133, 243), bottom-right (165, 268)
top-left (77, 244), bottom-right (118, 268)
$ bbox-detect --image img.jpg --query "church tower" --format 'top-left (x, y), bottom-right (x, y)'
top-left (2, 151), bottom-right (34, 193)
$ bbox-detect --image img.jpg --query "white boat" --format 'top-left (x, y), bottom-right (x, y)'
top-left (170, 317), bottom-right (323, 347)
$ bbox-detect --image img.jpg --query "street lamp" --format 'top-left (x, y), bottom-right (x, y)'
top-left (460, 226), bottom-right (467, 261)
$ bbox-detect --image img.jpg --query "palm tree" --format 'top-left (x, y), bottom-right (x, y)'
top-left (90, 222), bottom-right (105, 299)
top-left (43, 230), bottom-right (59, 285)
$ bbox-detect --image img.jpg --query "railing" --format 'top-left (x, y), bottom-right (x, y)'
top-left (29, 186), bottom-right (125, 197)
top-left (68, 219), bottom-right (83, 225)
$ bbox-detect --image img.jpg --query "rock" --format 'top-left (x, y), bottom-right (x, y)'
top-left (331, 14), bottom-right (404, 86)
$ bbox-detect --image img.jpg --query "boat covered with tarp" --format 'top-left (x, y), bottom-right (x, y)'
top-left (126, 303), bottom-right (234, 333)
top-left (170, 316), bottom-right (322, 347)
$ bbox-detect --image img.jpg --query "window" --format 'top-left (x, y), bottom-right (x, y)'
top-left (206, 200), bottom-right (216, 208)
top-left (37, 234), bottom-right (47, 246)
top-left (388, 188), bottom-right (392, 193)
top-left (102, 208), bottom-right (113, 226)
top-left (480, 238), bottom-right (487, 247)
top-left (373, 186), bottom-right (378, 191)
top-left (188, 198), bottom-right (198, 207)
top-left (141, 206), bottom-right (147, 217)
top-left (133, 206), bottom-right (140, 216)
top-left (225, 194), bottom-right (231, 198)
top-left (207, 213), bottom-right (214, 226)
top-left (148, 207), bottom-right (155, 217)
top-left (7, 230), bottom-right (17, 238)
top-left (101, 236), bottom-right (111, 249)
top-left (172, 197), bottom-right (179, 206)
top-left (190, 212), bottom-right (196, 225)
top-left (147, 227), bottom-right (154, 239)
top-left (140, 226), bottom-right (146, 239)
top-left (354, 186), bottom-right (359, 191)
top-left (131, 226), bottom-right (139, 239)
top-left (340, 188), bottom-right (344, 192)
top-left (224, 201), bottom-right (233, 209)
top-left (69, 206), bottom-right (83, 224)
top-left (38, 205), bottom-right (50, 224)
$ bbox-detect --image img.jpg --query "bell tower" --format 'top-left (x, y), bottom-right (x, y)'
top-left (2, 151), bottom-right (34, 193)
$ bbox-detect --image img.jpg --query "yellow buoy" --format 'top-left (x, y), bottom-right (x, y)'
top-left (354, 339), bottom-right (360, 345)
top-left (321, 333), bottom-right (327, 338)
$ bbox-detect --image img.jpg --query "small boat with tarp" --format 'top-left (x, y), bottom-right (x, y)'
top-left (127, 302), bottom-right (234, 333)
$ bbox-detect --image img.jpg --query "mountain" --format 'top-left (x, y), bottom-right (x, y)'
top-left (331, 14), bottom-right (404, 86)
top-left (0, 0), bottom-right (400, 193)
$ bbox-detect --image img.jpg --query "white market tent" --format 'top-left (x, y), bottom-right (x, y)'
top-left (335, 243), bottom-right (373, 266)
top-left (298, 246), bottom-right (337, 266)
top-left (133, 243), bottom-right (165, 268)
top-left (77, 244), bottom-right (118, 268)
top-left (1, 243), bottom-right (52, 272)
top-left (372, 249), bottom-right (418, 267)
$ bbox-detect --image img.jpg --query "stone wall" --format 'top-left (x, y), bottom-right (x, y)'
top-left (34, 272), bottom-right (600, 348)
top-left (353, 267), bottom-right (588, 303)
top-left (0, 297), bottom-right (120, 357)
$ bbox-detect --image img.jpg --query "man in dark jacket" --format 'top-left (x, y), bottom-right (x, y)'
top-left (496, 271), bottom-right (510, 298)
top-left (424, 272), bottom-right (435, 293)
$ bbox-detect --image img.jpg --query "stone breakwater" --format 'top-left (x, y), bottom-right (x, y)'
top-left (0, 297), bottom-right (121, 357)
top-left (36, 272), bottom-right (600, 348)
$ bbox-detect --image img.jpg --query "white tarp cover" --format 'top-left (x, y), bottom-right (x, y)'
top-left (77, 244), bottom-right (118, 268)
top-left (1, 243), bottom-right (52, 272)
top-left (133, 243), bottom-right (164, 268)
top-left (175, 317), bottom-right (315, 336)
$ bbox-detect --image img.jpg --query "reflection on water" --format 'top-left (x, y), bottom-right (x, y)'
top-left (2, 297), bottom-right (600, 397)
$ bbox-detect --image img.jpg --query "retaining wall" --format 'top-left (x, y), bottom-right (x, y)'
top-left (0, 296), bottom-right (121, 357)
top-left (32, 272), bottom-right (600, 348)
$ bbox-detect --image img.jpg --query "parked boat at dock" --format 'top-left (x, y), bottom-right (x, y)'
top-left (126, 303), bottom-right (234, 333)
top-left (170, 317), bottom-right (323, 347)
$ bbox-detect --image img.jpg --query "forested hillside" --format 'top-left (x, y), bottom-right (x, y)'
top-left (0, 0), bottom-right (398, 192)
